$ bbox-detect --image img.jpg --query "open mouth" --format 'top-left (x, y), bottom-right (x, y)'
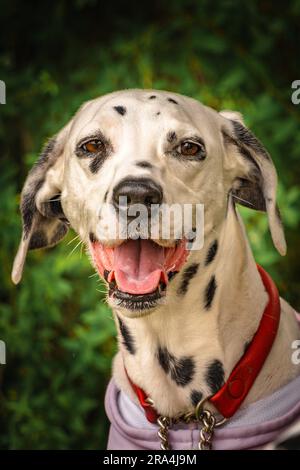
top-left (90, 238), bottom-right (188, 311)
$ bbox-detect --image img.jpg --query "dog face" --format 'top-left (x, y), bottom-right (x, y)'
top-left (12, 89), bottom-right (285, 316)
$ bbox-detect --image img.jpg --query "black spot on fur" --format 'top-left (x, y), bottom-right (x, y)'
top-left (205, 240), bottom-right (218, 265)
top-left (21, 178), bottom-right (45, 238)
top-left (222, 127), bottom-right (267, 211)
top-left (20, 136), bottom-right (68, 238)
top-left (20, 136), bottom-right (68, 240)
top-left (89, 232), bottom-right (97, 243)
top-left (228, 193), bottom-right (238, 217)
top-left (204, 275), bottom-right (216, 309)
top-left (167, 131), bottom-right (177, 143)
top-left (167, 98), bottom-right (178, 105)
top-left (171, 357), bottom-right (195, 386)
top-left (157, 346), bottom-right (195, 387)
top-left (29, 230), bottom-right (48, 249)
top-left (113, 105), bottom-right (126, 116)
top-left (275, 205), bottom-right (283, 225)
top-left (191, 390), bottom-right (203, 407)
top-left (21, 194), bottom-right (36, 238)
top-left (156, 111), bottom-right (161, 116)
top-left (89, 156), bottom-right (104, 174)
top-left (135, 161), bottom-right (153, 169)
top-left (40, 194), bottom-right (65, 219)
top-left (50, 223), bottom-right (68, 245)
top-left (231, 120), bottom-right (270, 160)
top-left (238, 146), bottom-right (261, 172)
top-left (48, 195), bottom-right (64, 217)
top-left (118, 317), bottom-right (136, 355)
top-left (177, 263), bottom-right (199, 295)
top-left (149, 95), bottom-right (156, 99)
top-left (158, 346), bottom-right (170, 373)
top-left (86, 137), bottom-right (113, 174)
top-left (104, 191), bottom-right (108, 202)
top-left (76, 133), bottom-right (112, 174)
top-left (232, 177), bottom-right (266, 211)
top-left (222, 128), bottom-right (261, 174)
top-left (205, 359), bottom-right (225, 394)
top-left (37, 138), bottom-right (57, 166)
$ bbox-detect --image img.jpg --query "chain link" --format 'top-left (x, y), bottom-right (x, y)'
top-left (157, 416), bottom-right (171, 450)
top-left (198, 410), bottom-right (216, 450)
top-left (156, 399), bottom-right (226, 451)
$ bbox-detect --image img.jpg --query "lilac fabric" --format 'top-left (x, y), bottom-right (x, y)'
top-left (105, 313), bottom-right (300, 450)
top-left (105, 376), bottom-right (300, 450)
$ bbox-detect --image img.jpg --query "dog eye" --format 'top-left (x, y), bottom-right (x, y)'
top-left (179, 141), bottom-right (206, 158)
top-left (81, 139), bottom-right (104, 154)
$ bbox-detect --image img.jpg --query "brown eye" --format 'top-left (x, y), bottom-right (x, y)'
top-left (82, 140), bottom-right (103, 153)
top-left (180, 141), bottom-right (204, 157)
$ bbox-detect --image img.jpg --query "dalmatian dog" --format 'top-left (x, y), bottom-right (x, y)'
top-left (12, 90), bottom-right (300, 450)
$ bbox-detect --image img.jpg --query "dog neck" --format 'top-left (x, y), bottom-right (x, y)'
top-left (112, 204), bottom-right (299, 418)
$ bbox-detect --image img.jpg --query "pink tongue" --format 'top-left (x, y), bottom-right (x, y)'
top-left (113, 239), bottom-right (165, 294)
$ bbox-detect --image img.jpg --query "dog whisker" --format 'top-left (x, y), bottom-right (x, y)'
top-left (96, 288), bottom-right (107, 294)
top-left (89, 272), bottom-right (99, 279)
top-left (67, 234), bottom-right (80, 246)
top-left (45, 197), bottom-right (61, 202)
top-left (67, 239), bottom-right (83, 257)
top-left (232, 194), bottom-right (254, 206)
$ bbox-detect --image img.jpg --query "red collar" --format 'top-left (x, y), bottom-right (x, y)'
top-left (125, 265), bottom-right (281, 423)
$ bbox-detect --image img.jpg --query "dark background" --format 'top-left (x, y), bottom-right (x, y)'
top-left (0, 0), bottom-right (299, 449)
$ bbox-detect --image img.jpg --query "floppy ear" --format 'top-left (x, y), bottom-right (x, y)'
top-left (12, 122), bottom-right (72, 284)
top-left (220, 110), bottom-right (286, 256)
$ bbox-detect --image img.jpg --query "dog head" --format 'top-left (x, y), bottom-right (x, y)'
top-left (12, 89), bottom-right (285, 316)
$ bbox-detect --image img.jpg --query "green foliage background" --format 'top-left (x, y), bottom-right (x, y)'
top-left (0, 0), bottom-right (299, 449)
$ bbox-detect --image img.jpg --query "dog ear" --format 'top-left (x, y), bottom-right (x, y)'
top-left (12, 122), bottom-right (72, 284)
top-left (220, 110), bottom-right (286, 256)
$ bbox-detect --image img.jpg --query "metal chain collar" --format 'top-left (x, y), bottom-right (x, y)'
top-left (155, 396), bottom-right (227, 451)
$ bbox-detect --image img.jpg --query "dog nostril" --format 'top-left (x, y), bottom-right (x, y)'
top-left (140, 188), bottom-right (162, 206)
top-left (112, 179), bottom-right (163, 210)
top-left (145, 195), bottom-right (154, 206)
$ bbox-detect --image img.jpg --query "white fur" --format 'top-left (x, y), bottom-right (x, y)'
top-left (13, 89), bottom-right (300, 419)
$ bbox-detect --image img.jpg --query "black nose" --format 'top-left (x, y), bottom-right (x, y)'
top-left (112, 178), bottom-right (163, 210)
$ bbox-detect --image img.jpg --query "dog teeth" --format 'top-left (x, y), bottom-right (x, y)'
top-left (105, 270), bottom-right (116, 289)
top-left (104, 269), bottom-right (116, 283)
